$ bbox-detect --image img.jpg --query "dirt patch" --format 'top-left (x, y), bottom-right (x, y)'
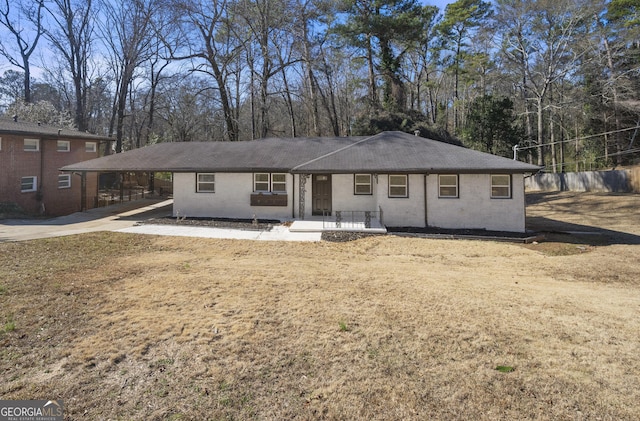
top-left (1, 193), bottom-right (639, 419)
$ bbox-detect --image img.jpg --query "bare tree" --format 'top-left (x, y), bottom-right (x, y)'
top-left (99, 0), bottom-right (157, 152)
top-left (169, 0), bottom-right (242, 141)
top-left (496, 0), bottom-right (594, 167)
top-left (43, 0), bottom-right (96, 131)
top-left (236, 0), bottom-right (299, 138)
top-left (0, 0), bottom-right (45, 103)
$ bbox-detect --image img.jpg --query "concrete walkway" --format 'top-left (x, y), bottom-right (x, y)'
top-left (118, 224), bottom-right (321, 242)
top-left (0, 199), bottom-right (321, 242)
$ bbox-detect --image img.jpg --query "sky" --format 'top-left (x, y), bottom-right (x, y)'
top-left (0, 0), bottom-right (458, 81)
top-left (423, 0), bottom-right (455, 12)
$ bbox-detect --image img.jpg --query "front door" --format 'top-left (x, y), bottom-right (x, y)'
top-left (312, 174), bottom-right (332, 215)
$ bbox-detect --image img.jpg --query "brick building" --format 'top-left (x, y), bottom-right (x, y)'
top-left (0, 118), bottom-right (112, 216)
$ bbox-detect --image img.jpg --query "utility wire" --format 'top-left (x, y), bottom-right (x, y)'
top-left (539, 147), bottom-right (640, 171)
top-left (516, 126), bottom-right (640, 151)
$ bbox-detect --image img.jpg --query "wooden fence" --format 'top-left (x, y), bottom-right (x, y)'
top-left (525, 168), bottom-right (640, 193)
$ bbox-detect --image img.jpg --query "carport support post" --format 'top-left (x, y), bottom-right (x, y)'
top-left (149, 172), bottom-right (155, 195)
top-left (119, 172), bottom-right (124, 201)
top-left (81, 171), bottom-right (87, 211)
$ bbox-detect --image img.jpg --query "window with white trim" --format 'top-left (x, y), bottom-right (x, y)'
top-left (254, 173), bottom-right (270, 192)
top-left (57, 140), bottom-right (70, 152)
top-left (438, 175), bottom-right (459, 198)
top-left (85, 142), bottom-right (97, 153)
top-left (21, 176), bottom-right (37, 192)
top-left (388, 174), bottom-right (408, 198)
top-left (24, 138), bottom-right (39, 151)
top-left (58, 174), bottom-right (71, 189)
top-left (196, 173), bottom-right (215, 192)
top-left (491, 174), bottom-right (511, 198)
top-left (254, 173), bottom-right (287, 192)
top-left (354, 174), bottom-right (372, 195)
top-left (271, 173), bottom-right (287, 192)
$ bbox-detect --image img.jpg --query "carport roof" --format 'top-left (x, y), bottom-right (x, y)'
top-left (61, 131), bottom-right (541, 174)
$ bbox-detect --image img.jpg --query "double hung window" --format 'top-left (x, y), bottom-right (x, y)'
top-left (438, 175), bottom-right (459, 198)
top-left (57, 140), bottom-right (70, 152)
top-left (388, 175), bottom-right (408, 198)
top-left (354, 174), bottom-right (372, 195)
top-left (254, 173), bottom-right (287, 193)
top-left (197, 173), bottom-right (215, 192)
top-left (24, 139), bottom-right (39, 151)
top-left (491, 175), bottom-right (511, 198)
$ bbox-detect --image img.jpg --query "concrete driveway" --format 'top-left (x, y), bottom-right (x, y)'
top-left (0, 199), bottom-right (322, 242)
top-left (0, 199), bottom-right (173, 242)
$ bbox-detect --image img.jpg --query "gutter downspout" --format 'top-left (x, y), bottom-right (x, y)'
top-left (38, 138), bottom-right (45, 214)
top-left (81, 171), bottom-right (87, 211)
top-left (424, 174), bottom-right (428, 227)
top-left (292, 173), bottom-right (296, 219)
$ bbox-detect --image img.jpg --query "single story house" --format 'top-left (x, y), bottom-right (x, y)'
top-left (0, 118), bottom-right (112, 216)
top-left (62, 131), bottom-right (540, 232)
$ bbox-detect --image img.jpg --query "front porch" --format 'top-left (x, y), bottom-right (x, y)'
top-left (289, 210), bottom-right (387, 234)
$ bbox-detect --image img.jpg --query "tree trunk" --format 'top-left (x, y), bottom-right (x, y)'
top-left (537, 96), bottom-right (544, 167)
top-left (302, 19), bottom-right (319, 136)
top-left (366, 33), bottom-right (377, 110)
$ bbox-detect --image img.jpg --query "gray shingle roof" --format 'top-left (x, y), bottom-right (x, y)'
top-left (0, 118), bottom-right (112, 141)
top-left (62, 131), bottom-right (540, 174)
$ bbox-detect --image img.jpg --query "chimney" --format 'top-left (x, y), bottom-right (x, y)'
top-left (414, 130), bottom-right (420, 136)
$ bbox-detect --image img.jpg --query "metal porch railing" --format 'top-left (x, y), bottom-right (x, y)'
top-left (322, 209), bottom-right (384, 230)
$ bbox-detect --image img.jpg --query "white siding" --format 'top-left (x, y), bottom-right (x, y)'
top-left (173, 172), bottom-right (293, 220)
top-left (427, 173), bottom-right (526, 232)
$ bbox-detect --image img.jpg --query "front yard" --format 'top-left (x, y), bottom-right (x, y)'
top-left (1, 192), bottom-right (639, 419)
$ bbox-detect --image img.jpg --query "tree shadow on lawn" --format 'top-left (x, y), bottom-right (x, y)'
top-left (527, 216), bottom-right (640, 246)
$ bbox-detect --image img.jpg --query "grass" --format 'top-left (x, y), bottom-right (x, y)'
top-left (3, 314), bottom-right (16, 333)
top-left (0, 193), bottom-right (639, 419)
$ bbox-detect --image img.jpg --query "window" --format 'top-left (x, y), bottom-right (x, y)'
top-left (254, 173), bottom-right (270, 192)
top-left (24, 138), bottom-right (39, 151)
top-left (253, 173), bottom-right (287, 192)
top-left (85, 142), bottom-right (97, 153)
top-left (196, 173), bottom-right (215, 192)
top-left (439, 175), bottom-right (459, 198)
top-left (21, 176), bottom-right (37, 192)
top-left (354, 174), bottom-right (372, 195)
top-left (58, 174), bottom-right (71, 189)
top-left (491, 174), bottom-right (511, 198)
top-left (57, 140), bottom-right (70, 152)
top-left (271, 173), bottom-right (287, 192)
top-left (389, 175), bottom-right (408, 198)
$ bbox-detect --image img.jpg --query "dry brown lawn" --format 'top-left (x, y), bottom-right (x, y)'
top-left (1, 192), bottom-right (639, 420)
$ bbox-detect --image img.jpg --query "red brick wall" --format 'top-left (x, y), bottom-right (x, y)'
top-left (0, 134), bottom-right (102, 216)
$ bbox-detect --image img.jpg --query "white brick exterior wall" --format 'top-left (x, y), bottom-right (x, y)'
top-left (174, 172), bottom-right (527, 232)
